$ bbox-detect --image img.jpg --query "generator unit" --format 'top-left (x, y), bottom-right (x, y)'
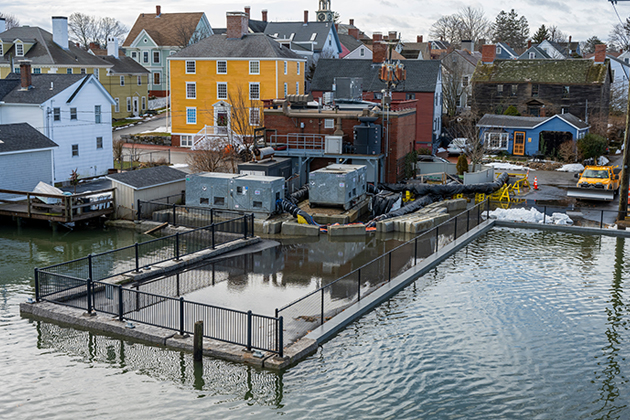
top-left (238, 157), bottom-right (293, 180)
top-left (309, 164), bottom-right (367, 210)
top-left (353, 116), bottom-right (382, 155)
top-left (186, 173), bottom-right (284, 215)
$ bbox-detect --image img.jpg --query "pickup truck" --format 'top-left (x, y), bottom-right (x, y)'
top-left (567, 165), bottom-right (620, 201)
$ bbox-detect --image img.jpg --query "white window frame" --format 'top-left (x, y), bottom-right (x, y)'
top-left (324, 119), bottom-right (334, 129)
top-left (94, 105), bottom-right (101, 123)
top-left (529, 52), bottom-right (535, 59)
top-left (186, 107), bottom-right (197, 124)
top-left (484, 132), bottom-right (509, 150)
top-left (217, 60), bottom-right (227, 74)
top-left (33, 68), bottom-right (41, 74)
top-left (186, 82), bottom-right (196, 99)
top-left (66, 68), bottom-right (73, 74)
top-left (284, 83), bottom-right (288, 97)
top-left (186, 60), bottom-right (196, 74)
top-left (180, 135), bottom-right (193, 147)
top-left (143, 51), bottom-right (149, 63)
top-left (141, 96), bottom-right (146, 110)
top-left (93, 68), bottom-right (99, 78)
top-left (284, 61), bottom-right (287, 75)
top-left (53, 107), bottom-right (61, 121)
top-left (127, 97), bottom-right (131, 112)
top-left (115, 98), bottom-right (120, 113)
top-left (15, 42), bottom-right (24, 56)
top-left (70, 108), bottom-right (77, 120)
top-left (0, 43), bottom-right (3, 56)
top-left (217, 82), bottom-right (228, 99)
top-left (96, 137), bottom-right (103, 149)
top-left (249, 108), bottom-right (260, 126)
top-left (120, 76), bottom-right (125, 86)
top-left (137, 76), bottom-right (142, 85)
top-left (153, 71), bottom-right (161, 86)
top-left (152, 50), bottom-right (160, 64)
top-left (462, 76), bottom-right (469, 87)
top-left (72, 144), bottom-right (79, 157)
top-left (297, 62), bottom-right (300, 75)
top-left (80, 68), bottom-right (86, 75)
top-left (249, 82), bottom-right (260, 100)
top-left (296, 82), bottom-right (300, 95)
top-left (249, 61), bottom-right (260, 75)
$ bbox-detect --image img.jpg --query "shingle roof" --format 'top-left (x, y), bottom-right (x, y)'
top-left (99, 56), bottom-right (150, 74)
top-left (248, 19), bottom-right (268, 33)
top-left (264, 21), bottom-right (336, 52)
top-left (518, 46), bottom-right (551, 60)
top-left (472, 59), bottom-right (609, 84)
top-left (123, 12), bottom-right (206, 47)
top-left (400, 42), bottom-right (431, 60)
top-left (477, 113), bottom-right (589, 129)
top-left (0, 74), bottom-right (87, 104)
top-left (0, 123), bottom-right (58, 153)
top-left (338, 34), bottom-right (363, 52)
top-left (311, 59), bottom-right (440, 92)
top-left (106, 166), bottom-right (187, 189)
top-left (0, 26), bottom-right (111, 67)
top-left (170, 33), bottom-right (303, 59)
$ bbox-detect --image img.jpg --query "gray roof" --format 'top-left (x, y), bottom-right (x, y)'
top-left (518, 46), bottom-right (551, 60)
top-left (248, 19), bottom-right (268, 33)
top-left (477, 113), bottom-right (589, 129)
top-left (311, 59), bottom-right (441, 93)
top-left (106, 166), bottom-right (187, 189)
top-left (0, 73), bottom-right (87, 104)
top-left (264, 21), bottom-right (335, 52)
top-left (170, 33), bottom-right (302, 59)
top-left (0, 26), bottom-right (110, 67)
top-left (338, 34), bottom-right (363, 52)
top-left (98, 56), bottom-right (150, 74)
top-left (0, 123), bottom-right (58, 153)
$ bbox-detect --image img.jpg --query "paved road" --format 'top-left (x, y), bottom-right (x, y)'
top-left (113, 113), bottom-right (168, 140)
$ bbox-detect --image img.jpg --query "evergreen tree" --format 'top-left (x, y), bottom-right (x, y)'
top-left (492, 9), bottom-right (529, 49)
top-left (532, 24), bottom-right (549, 44)
top-left (582, 36), bottom-right (604, 54)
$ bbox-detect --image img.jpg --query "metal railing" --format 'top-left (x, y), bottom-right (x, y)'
top-left (268, 133), bottom-right (326, 151)
top-left (494, 201), bottom-right (621, 229)
top-left (137, 201), bottom-right (252, 230)
top-left (275, 199), bottom-right (491, 347)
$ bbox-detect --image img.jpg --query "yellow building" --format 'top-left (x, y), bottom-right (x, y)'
top-left (169, 12), bottom-right (305, 148)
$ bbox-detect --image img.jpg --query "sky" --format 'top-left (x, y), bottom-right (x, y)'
top-left (0, 0), bottom-right (625, 44)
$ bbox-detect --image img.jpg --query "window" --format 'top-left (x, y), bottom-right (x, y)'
top-left (141, 96), bottom-right (146, 110)
top-left (186, 60), bottom-right (196, 74)
top-left (14, 67), bottom-right (18, 73)
top-left (284, 61), bottom-right (287, 75)
top-left (0, 43), bottom-right (2, 56)
top-left (484, 132), bottom-right (509, 150)
top-left (120, 76), bottom-right (125, 86)
top-left (137, 76), bottom-right (142, 85)
top-left (511, 84), bottom-right (517, 96)
top-left (217, 82), bottom-right (227, 99)
top-left (249, 61), bottom-right (260, 74)
top-left (53, 108), bottom-right (60, 121)
top-left (360, 48), bottom-right (365, 57)
top-left (297, 62), bottom-right (300, 75)
top-left (532, 84), bottom-right (539, 97)
top-left (200, 197), bottom-right (209, 205)
top-left (462, 76), bottom-right (469, 87)
top-left (93, 68), bottom-right (99, 78)
top-left (70, 108), bottom-right (77, 120)
top-left (529, 52), bottom-right (535, 59)
top-left (528, 106), bottom-right (540, 117)
top-left (406, 93), bottom-right (415, 100)
top-left (96, 137), bottom-right (103, 149)
top-left (131, 52), bottom-right (137, 59)
top-left (186, 82), bottom-right (196, 99)
top-left (126, 97), bottom-right (131, 112)
top-left (324, 119), bottom-right (334, 129)
top-left (497, 84), bottom-right (503, 96)
top-left (143, 51), bottom-right (149, 63)
top-left (563, 86), bottom-right (570, 98)
top-left (296, 82), bottom-right (300, 95)
top-left (15, 42), bottom-right (23, 56)
top-left (153, 72), bottom-right (161, 86)
top-left (95, 105), bottom-right (101, 123)
top-left (625, 57), bottom-right (630, 64)
top-left (115, 98), bottom-right (120, 113)
top-left (249, 83), bottom-right (260, 100)
top-left (72, 144), bottom-right (79, 157)
top-left (249, 108), bottom-right (260, 126)
top-left (284, 82), bottom-right (288, 97)
top-left (374, 92), bottom-right (383, 100)
top-left (66, 68), bottom-right (73, 74)
top-left (217, 60), bottom-right (227, 74)
top-left (186, 107), bottom-right (197, 124)
top-left (33, 68), bottom-right (41, 74)
top-left (180, 135), bottom-right (193, 147)
top-left (153, 51), bottom-right (160, 64)
top-left (561, 107), bottom-right (568, 114)
top-left (80, 68), bottom-right (86, 75)
top-left (214, 196), bottom-right (225, 206)
top-left (496, 46), bottom-right (502, 54)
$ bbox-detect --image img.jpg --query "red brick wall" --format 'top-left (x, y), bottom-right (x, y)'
top-left (171, 134), bottom-right (181, 147)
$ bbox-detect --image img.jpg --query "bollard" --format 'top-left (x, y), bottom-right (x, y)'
top-left (543, 206), bottom-right (547, 224)
top-left (34, 269), bottom-right (40, 302)
top-left (321, 288), bottom-right (325, 325)
top-left (134, 243), bottom-right (140, 272)
top-left (600, 210), bottom-right (604, 229)
top-left (172, 204), bottom-right (177, 226)
top-left (175, 233), bottom-right (180, 260)
top-left (414, 238), bottom-right (418, 266)
top-left (278, 316), bottom-right (284, 358)
top-left (118, 285), bottom-right (124, 321)
top-left (193, 320), bottom-right (203, 362)
top-left (88, 254), bottom-right (93, 282)
top-left (358, 269), bottom-right (361, 301)
top-left (179, 297), bottom-right (185, 336)
top-left (87, 278), bottom-right (93, 314)
top-left (247, 311), bottom-right (252, 351)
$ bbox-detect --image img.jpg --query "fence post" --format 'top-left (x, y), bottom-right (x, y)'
top-left (175, 233), bottom-right (180, 260)
top-left (435, 226), bottom-right (439, 253)
top-left (118, 285), bottom-right (124, 321)
top-left (543, 206), bottom-right (547, 224)
top-left (321, 288), bottom-right (325, 325)
top-left (247, 310), bottom-right (252, 352)
top-left (486, 198), bottom-right (490, 219)
top-left (179, 297), bottom-right (185, 336)
top-left (137, 199), bottom-right (141, 221)
top-left (88, 254), bottom-right (93, 282)
top-left (600, 210), bottom-right (604, 229)
top-left (211, 224), bottom-right (215, 249)
top-left (454, 215), bottom-right (458, 240)
top-left (467, 209), bottom-right (470, 232)
top-left (87, 277), bottom-right (93, 314)
top-left (194, 321), bottom-right (203, 362)
top-left (211, 208), bottom-right (214, 225)
top-left (278, 316), bottom-right (284, 358)
top-left (477, 203), bottom-right (481, 225)
top-left (172, 204), bottom-right (177, 227)
top-left (135, 243), bottom-right (140, 272)
top-left (251, 214), bottom-right (255, 237)
top-left (388, 253), bottom-right (392, 282)
top-left (243, 216), bottom-right (248, 239)
top-left (34, 268), bottom-right (40, 302)
top-left (414, 238), bottom-right (418, 266)
top-left (358, 269), bottom-right (361, 301)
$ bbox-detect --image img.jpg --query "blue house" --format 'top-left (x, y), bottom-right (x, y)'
top-left (477, 113), bottom-right (589, 156)
top-left (495, 42), bottom-right (518, 59)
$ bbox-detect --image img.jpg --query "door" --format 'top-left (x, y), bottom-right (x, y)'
top-left (133, 97), bottom-right (139, 116)
top-left (513, 131), bottom-right (525, 156)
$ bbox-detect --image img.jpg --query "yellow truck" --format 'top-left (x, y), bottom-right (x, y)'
top-left (567, 165), bottom-right (620, 201)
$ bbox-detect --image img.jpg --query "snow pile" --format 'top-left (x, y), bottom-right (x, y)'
top-left (556, 163), bottom-right (584, 172)
top-left (616, 149), bottom-right (622, 155)
top-left (171, 163), bottom-right (188, 168)
top-left (598, 156), bottom-right (609, 165)
top-left (437, 147), bottom-right (446, 153)
top-left (487, 207), bottom-right (573, 225)
top-left (141, 126), bottom-right (171, 134)
top-left (487, 162), bottom-right (530, 171)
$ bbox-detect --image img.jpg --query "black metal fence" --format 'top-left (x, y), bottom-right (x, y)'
top-left (275, 199), bottom-right (491, 346)
top-left (137, 200), bottom-right (250, 230)
top-left (492, 201), bottom-right (620, 229)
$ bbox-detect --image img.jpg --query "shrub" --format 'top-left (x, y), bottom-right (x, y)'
top-left (577, 134), bottom-right (607, 160)
top-left (417, 147), bottom-right (432, 155)
top-left (503, 105), bottom-right (520, 116)
top-left (557, 141), bottom-right (578, 163)
top-left (456, 154), bottom-right (469, 175)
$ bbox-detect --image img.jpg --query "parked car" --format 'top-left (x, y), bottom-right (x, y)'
top-left (417, 155), bottom-right (449, 163)
top-left (447, 138), bottom-right (468, 156)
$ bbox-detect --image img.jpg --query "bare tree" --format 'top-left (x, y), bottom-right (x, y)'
top-left (609, 18), bottom-right (630, 51)
top-left (547, 25), bottom-right (567, 43)
top-left (0, 12), bottom-right (20, 29)
top-left (430, 14), bottom-right (464, 46)
top-left (97, 17), bottom-right (128, 47)
top-left (228, 84), bottom-right (263, 156)
top-left (173, 20), bottom-right (211, 48)
top-left (430, 7), bottom-right (490, 47)
top-left (456, 116), bottom-right (486, 172)
top-left (187, 149), bottom-right (229, 173)
top-left (442, 59), bottom-right (467, 117)
top-left (69, 12), bottom-right (127, 49)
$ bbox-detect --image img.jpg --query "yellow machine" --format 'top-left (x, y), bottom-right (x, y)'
top-left (567, 165), bottom-right (620, 201)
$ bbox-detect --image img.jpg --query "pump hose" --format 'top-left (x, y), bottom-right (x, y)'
top-left (277, 199), bottom-right (319, 226)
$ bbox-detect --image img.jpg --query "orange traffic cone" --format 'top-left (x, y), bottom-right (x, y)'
top-left (533, 176), bottom-right (538, 190)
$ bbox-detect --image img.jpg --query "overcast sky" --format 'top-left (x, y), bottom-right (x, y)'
top-left (1, 0), bottom-right (624, 44)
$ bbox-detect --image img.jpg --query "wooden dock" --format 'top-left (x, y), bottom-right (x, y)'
top-left (0, 188), bottom-right (115, 223)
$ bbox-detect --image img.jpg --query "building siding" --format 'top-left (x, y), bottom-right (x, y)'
top-left (0, 149), bottom-right (54, 200)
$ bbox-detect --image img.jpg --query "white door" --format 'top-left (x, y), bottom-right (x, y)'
top-left (133, 97), bottom-right (139, 116)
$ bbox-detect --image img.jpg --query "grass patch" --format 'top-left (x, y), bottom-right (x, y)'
top-left (113, 119), bottom-right (134, 127)
top-left (136, 132), bottom-right (170, 137)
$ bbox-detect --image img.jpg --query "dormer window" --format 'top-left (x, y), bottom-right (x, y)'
top-left (496, 46), bottom-right (502, 54)
top-left (310, 33), bottom-right (317, 41)
top-left (529, 52), bottom-right (535, 59)
top-left (15, 42), bottom-right (24, 56)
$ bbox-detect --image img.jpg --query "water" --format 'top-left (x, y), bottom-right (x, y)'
top-left (1, 223), bottom-right (629, 419)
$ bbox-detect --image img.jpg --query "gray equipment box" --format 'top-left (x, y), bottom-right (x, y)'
top-left (186, 173), bottom-right (241, 209)
top-left (238, 157), bottom-right (293, 179)
top-left (309, 164), bottom-right (367, 210)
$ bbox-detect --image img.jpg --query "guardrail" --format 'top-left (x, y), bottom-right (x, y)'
top-left (137, 201), bottom-right (251, 230)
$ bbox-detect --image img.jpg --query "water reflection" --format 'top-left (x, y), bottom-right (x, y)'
top-left (592, 237), bottom-right (629, 419)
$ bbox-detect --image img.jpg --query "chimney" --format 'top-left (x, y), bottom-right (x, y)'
top-left (349, 19), bottom-right (354, 26)
top-left (19, 60), bottom-right (32, 90)
top-left (304, 10), bottom-right (309, 23)
top-left (594, 44), bottom-right (606, 64)
top-left (388, 31), bottom-right (397, 41)
top-left (244, 6), bottom-right (250, 19)
top-left (52, 17), bottom-right (69, 50)
top-left (226, 12), bottom-right (249, 39)
top-left (417, 35), bottom-right (423, 43)
top-left (348, 28), bottom-right (359, 40)
top-left (373, 42), bottom-right (387, 63)
top-left (373, 32), bottom-right (382, 42)
top-left (461, 40), bottom-right (474, 52)
top-left (569, 35), bottom-right (572, 43)
top-left (156, 5), bottom-right (161, 16)
top-left (481, 44), bottom-right (496, 64)
top-left (527, 39), bottom-right (531, 49)
top-left (262, 9), bottom-right (268, 22)
top-left (0, 18), bottom-right (5, 33)
top-left (107, 36), bottom-right (119, 58)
